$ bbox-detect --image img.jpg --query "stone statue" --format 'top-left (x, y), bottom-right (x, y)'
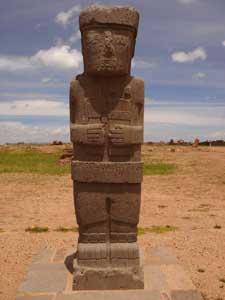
top-left (70, 5), bottom-right (144, 290)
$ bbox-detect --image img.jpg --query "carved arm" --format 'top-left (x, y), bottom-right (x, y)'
top-left (70, 123), bottom-right (105, 145)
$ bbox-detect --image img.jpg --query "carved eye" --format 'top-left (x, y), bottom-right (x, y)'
top-left (86, 32), bottom-right (101, 45)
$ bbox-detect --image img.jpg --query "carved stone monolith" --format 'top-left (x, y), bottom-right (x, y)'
top-left (70, 5), bottom-right (144, 290)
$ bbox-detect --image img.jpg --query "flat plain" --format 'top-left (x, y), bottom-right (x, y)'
top-left (0, 144), bottom-right (225, 300)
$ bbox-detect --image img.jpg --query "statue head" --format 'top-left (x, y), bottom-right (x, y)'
top-left (79, 5), bottom-right (139, 76)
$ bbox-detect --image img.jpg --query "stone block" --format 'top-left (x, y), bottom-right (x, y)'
top-left (171, 290), bottom-right (203, 300)
top-left (73, 259), bottom-right (144, 290)
top-left (145, 247), bottom-right (178, 265)
top-left (16, 296), bottom-right (54, 300)
top-left (32, 248), bottom-right (56, 264)
top-left (18, 263), bottom-right (68, 293)
top-left (56, 290), bottom-right (163, 300)
top-left (53, 248), bottom-right (67, 263)
top-left (161, 264), bottom-right (196, 291)
top-left (144, 265), bottom-right (169, 291)
top-left (79, 5), bottom-right (139, 33)
top-left (71, 161), bottom-right (143, 183)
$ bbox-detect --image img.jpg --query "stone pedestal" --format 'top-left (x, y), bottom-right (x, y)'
top-left (73, 242), bottom-right (144, 289)
top-left (16, 246), bottom-right (203, 300)
top-left (73, 261), bottom-right (144, 290)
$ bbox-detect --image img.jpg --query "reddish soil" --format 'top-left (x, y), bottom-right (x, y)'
top-left (0, 145), bottom-right (225, 300)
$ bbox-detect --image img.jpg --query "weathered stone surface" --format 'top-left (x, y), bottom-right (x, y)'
top-left (16, 247), bottom-right (202, 299)
top-left (171, 290), bottom-right (202, 300)
top-left (73, 259), bottom-right (144, 290)
top-left (70, 5), bottom-right (144, 289)
top-left (71, 161), bottom-right (143, 183)
top-left (162, 264), bottom-right (203, 299)
top-left (145, 247), bottom-right (178, 265)
top-left (56, 291), bottom-right (163, 300)
top-left (144, 265), bottom-right (169, 291)
top-left (32, 248), bottom-right (56, 264)
top-left (18, 263), bottom-right (68, 293)
top-left (53, 248), bottom-right (67, 263)
top-left (79, 5), bottom-right (139, 33)
top-left (16, 296), bottom-right (54, 300)
top-left (162, 264), bottom-right (197, 291)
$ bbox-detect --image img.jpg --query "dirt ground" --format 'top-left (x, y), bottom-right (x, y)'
top-left (0, 145), bottom-right (225, 300)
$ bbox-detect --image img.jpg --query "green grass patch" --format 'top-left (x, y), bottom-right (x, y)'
top-left (143, 163), bottom-right (176, 175)
top-left (137, 227), bottom-right (147, 236)
top-left (55, 226), bottom-right (78, 233)
top-left (25, 226), bottom-right (49, 233)
top-left (0, 149), bottom-right (70, 175)
top-left (189, 205), bottom-right (211, 213)
top-left (0, 149), bottom-right (177, 176)
top-left (138, 225), bottom-right (177, 235)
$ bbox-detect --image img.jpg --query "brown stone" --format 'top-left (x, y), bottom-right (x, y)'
top-left (70, 4), bottom-right (144, 290)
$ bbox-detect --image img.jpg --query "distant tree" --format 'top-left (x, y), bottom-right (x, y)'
top-left (192, 138), bottom-right (200, 147)
top-left (169, 139), bottom-right (174, 145)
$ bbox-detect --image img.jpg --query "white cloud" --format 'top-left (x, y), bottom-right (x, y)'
top-left (171, 47), bottom-right (207, 63)
top-left (55, 5), bottom-right (81, 27)
top-left (132, 58), bottom-right (156, 70)
top-left (0, 121), bottom-right (69, 144)
top-left (69, 30), bottom-right (81, 44)
top-left (208, 131), bottom-right (225, 139)
top-left (144, 102), bottom-right (225, 127)
top-left (222, 40), bottom-right (225, 47)
top-left (41, 77), bottom-right (52, 84)
top-left (0, 92), bottom-right (65, 101)
top-left (0, 100), bottom-right (69, 116)
top-left (177, 0), bottom-right (198, 4)
top-left (192, 72), bottom-right (207, 80)
top-left (0, 45), bottom-right (82, 72)
top-left (32, 45), bottom-right (82, 70)
top-left (0, 56), bottom-right (32, 72)
top-left (145, 97), bottom-right (157, 105)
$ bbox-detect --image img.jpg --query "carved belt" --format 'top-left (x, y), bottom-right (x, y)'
top-left (79, 232), bottom-right (137, 243)
top-left (71, 161), bottom-right (143, 183)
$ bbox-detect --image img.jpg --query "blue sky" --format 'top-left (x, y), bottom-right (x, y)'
top-left (0, 0), bottom-right (225, 143)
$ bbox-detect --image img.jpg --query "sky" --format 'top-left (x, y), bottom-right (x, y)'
top-left (0, 0), bottom-right (225, 143)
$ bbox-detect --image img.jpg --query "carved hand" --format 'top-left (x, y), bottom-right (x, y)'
top-left (109, 125), bottom-right (143, 145)
top-left (86, 124), bottom-right (105, 145)
top-left (71, 124), bottom-right (105, 145)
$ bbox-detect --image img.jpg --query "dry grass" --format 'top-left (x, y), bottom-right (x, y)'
top-left (25, 226), bottom-right (49, 233)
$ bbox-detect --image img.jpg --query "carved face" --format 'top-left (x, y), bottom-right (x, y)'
top-left (82, 27), bottom-right (135, 76)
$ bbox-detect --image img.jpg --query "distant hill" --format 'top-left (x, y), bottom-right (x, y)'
top-left (145, 139), bottom-right (225, 146)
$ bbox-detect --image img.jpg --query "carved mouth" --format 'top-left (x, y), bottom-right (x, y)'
top-left (101, 58), bottom-right (117, 64)
top-left (98, 58), bottom-right (117, 70)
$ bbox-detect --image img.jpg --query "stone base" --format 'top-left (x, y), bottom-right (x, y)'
top-left (73, 260), bottom-right (144, 290)
top-left (16, 247), bottom-right (203, 300)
